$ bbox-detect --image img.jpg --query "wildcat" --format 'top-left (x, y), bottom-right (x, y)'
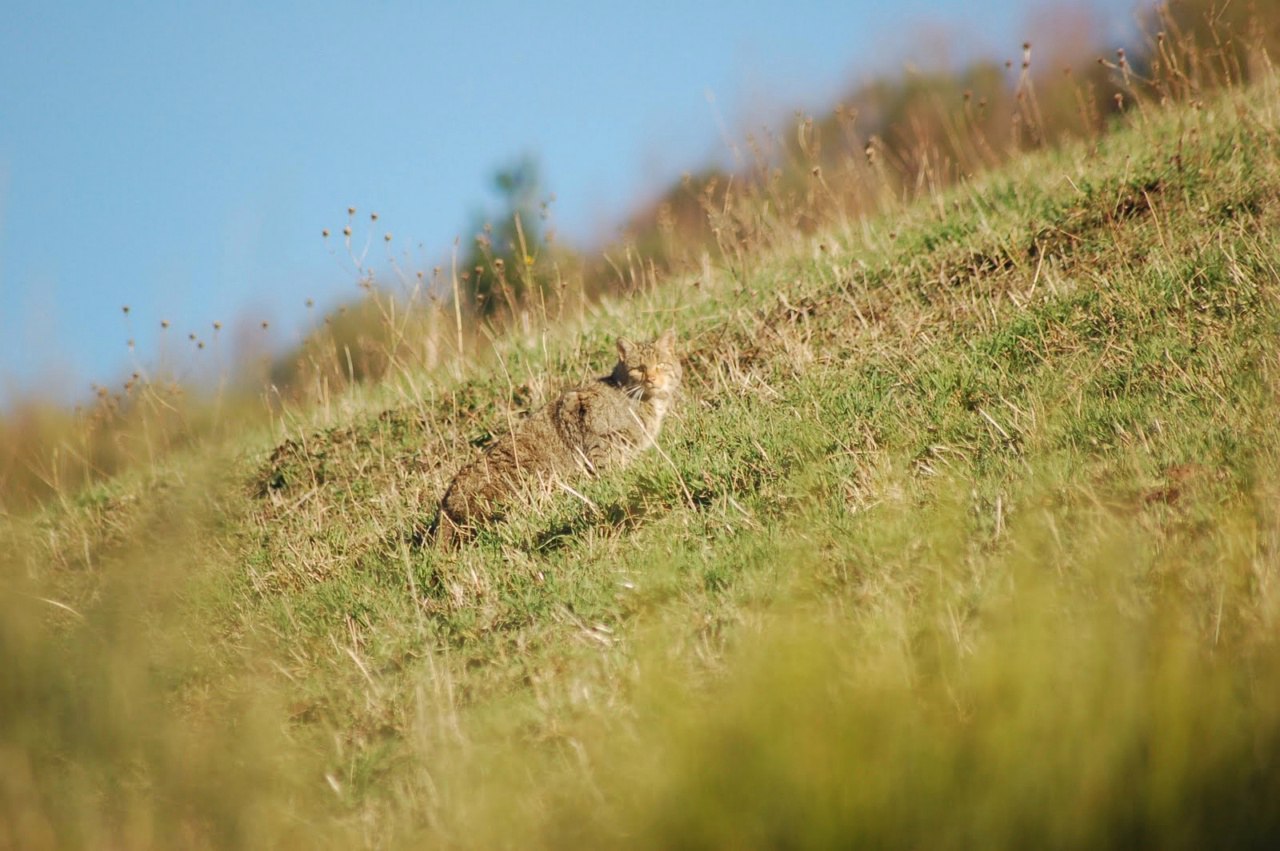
top-left (431, 329), bottom-right (681, 548)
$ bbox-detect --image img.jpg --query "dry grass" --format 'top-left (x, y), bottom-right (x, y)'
top-left (4, 5), bottom-right (1280, 848)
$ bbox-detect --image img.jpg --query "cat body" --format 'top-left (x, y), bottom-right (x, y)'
top-left (433, 330), bottom-right (680, 547)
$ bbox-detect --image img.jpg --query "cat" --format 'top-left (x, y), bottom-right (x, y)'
top-left (431, 329), bottom-right (681, 548)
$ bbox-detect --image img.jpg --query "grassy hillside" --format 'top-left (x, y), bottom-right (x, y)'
top-left (5, 73), bottom-right (1280, 848)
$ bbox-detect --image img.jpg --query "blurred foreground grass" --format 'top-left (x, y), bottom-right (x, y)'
top-left (4, 52), bottom-right (1280, 851)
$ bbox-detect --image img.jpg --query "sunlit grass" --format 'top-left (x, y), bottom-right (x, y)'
top-left (4, 9), bottom-right (1280, 849)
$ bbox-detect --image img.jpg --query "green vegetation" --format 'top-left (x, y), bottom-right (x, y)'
top-left (5, 10), bottom-right (1280, 850)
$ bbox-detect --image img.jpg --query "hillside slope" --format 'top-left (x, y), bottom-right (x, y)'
top-left (4, 80), bottom-right (1280, 848)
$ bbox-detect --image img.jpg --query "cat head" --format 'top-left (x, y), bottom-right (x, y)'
top-left (614, 329), bottom-right (681, 400)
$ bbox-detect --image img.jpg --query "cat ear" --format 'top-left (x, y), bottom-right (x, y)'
top-left (616, 337), bottom-right (635, 361)
top-left (656, 328), bottom-right (676, 351)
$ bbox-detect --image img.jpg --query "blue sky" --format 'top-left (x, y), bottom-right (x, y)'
top-left (0, 1), bottom-right (1136, 405)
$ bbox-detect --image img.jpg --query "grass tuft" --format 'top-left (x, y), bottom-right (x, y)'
top-left (5, 13), bottom-right (1280, 848)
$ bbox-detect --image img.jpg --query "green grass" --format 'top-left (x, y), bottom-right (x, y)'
top-left (5, 80), bottom-right (1280, 849)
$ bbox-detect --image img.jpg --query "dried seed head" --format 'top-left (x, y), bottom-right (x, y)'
top-left (122, 305), bottom-right (130, 315)
top-left (384, 233), bottom-right (392, 242)
top-left (370, 212), bottom-right (379, 221)
top-left (343, 226), bottom-right (352, 237)
top-left (213, 321), bottom-right (222, 331)
top-left (261, 320), bottom-right (270, 330)
top-left (160, 319), bottom-right (170, 329)
top-left (347, 206), bottom-right (356, 215)
top-left (306, 298), bottom-right (314, 308)
top-left (322, 228), bottom-right (330, 238)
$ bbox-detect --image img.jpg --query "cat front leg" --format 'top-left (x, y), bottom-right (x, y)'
top-left (581, 433), bottom-right (635, 472)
